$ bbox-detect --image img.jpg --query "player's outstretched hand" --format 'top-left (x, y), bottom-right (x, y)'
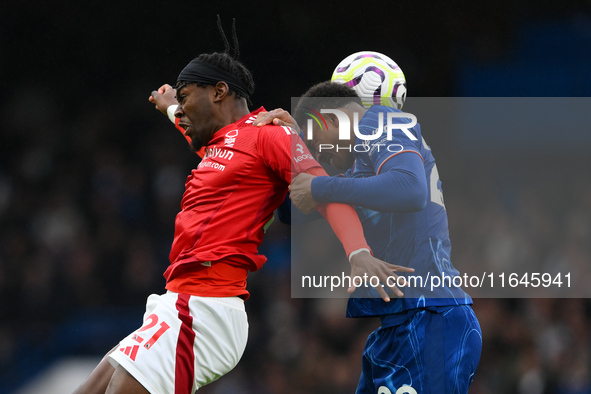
top-left (253, 108), bottom-right (299, 129)
top-left (289, 173), bottom-right (318, 214)
top-left (149, 84), bottom-right (177, 115)
top-left (348, 250), bottom-right (415, 302)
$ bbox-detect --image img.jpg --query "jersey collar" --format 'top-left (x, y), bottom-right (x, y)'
top-left (210, 106), bottom-right (266, 142)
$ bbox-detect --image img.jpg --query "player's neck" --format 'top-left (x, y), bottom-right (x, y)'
top-left (227, 99), bottom-right (251, 124)
top-left (212, 99), bottom-right (251, 136)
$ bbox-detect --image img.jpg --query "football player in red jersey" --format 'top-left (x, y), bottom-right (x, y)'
top-left (73, 43), bottom-right (413, 393)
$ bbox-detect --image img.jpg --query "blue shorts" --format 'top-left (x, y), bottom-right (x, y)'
top-left (356, 305), bottom-right (482, 394)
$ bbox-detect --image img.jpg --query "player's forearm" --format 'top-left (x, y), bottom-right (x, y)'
top-left (306, 167), bottom-right (370, 258)
top-left (317, 203), bottom-right (371, 258)
top-left (311, 154), bottom-right (428, 213)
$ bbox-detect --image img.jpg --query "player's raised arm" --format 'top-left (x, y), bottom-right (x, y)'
top-left (150, 84), bottom-right (205, 157)
top-left (293, 153), bottom-right (428, 214)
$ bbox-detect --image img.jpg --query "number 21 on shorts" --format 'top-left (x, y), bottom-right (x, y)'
top-left (119, 313), bottom-right (171, 361)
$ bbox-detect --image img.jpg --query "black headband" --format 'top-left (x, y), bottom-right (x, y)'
top-left (177, 59), bottom-right (250, 99)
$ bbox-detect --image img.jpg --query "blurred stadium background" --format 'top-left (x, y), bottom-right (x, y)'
top-left (1, 1), bottom-right (590, 393)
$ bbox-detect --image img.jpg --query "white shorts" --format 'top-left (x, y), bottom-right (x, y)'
top-left (108, 292), bottom-right (248, 393)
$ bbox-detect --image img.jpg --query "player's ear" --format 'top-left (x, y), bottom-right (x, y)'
top-left (213, 81), bottom-right (229, 102)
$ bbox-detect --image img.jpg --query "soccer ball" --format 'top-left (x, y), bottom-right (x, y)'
top-left (331, 51), bottom-right (406, 109)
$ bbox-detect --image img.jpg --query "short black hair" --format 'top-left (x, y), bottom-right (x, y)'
top-left (293, 81), bottom-right (362, 129)
top-left (175, 52), bottom-right (255, 102)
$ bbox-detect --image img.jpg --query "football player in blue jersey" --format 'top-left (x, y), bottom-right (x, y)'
top-left (255, 81), bottom-right (482, 394)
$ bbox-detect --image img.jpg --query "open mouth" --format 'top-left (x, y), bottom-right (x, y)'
top-left (179, 123), bottom-right (192, 136)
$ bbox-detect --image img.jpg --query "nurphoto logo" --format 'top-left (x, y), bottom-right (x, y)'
top-left (302, 108), bottom-right (418, 154)
top-left (303, 108), bottom-right (417, 142)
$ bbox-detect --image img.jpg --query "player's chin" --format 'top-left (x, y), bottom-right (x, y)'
top-left (191, 136), bottom-right (204, 151)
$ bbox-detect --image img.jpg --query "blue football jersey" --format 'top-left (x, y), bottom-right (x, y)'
top-left (346, 105), bottom-right (472, 318)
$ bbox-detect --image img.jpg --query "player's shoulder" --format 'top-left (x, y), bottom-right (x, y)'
top-left (256, 124), bottom-right (299, 137)
top-left (251, 124), bottom-right (300, 149)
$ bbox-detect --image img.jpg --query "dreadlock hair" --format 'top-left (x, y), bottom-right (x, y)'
top-left (176, 17), bottom-right (255, 104)
top-left (293, 81), bottom-right (362, 132)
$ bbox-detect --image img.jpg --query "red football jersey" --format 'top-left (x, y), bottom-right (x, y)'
top-left (165, 108), bottom-right (322, 299)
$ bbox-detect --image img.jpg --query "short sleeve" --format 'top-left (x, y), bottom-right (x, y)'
top-left (257, 125), bottom-right (321, 183)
